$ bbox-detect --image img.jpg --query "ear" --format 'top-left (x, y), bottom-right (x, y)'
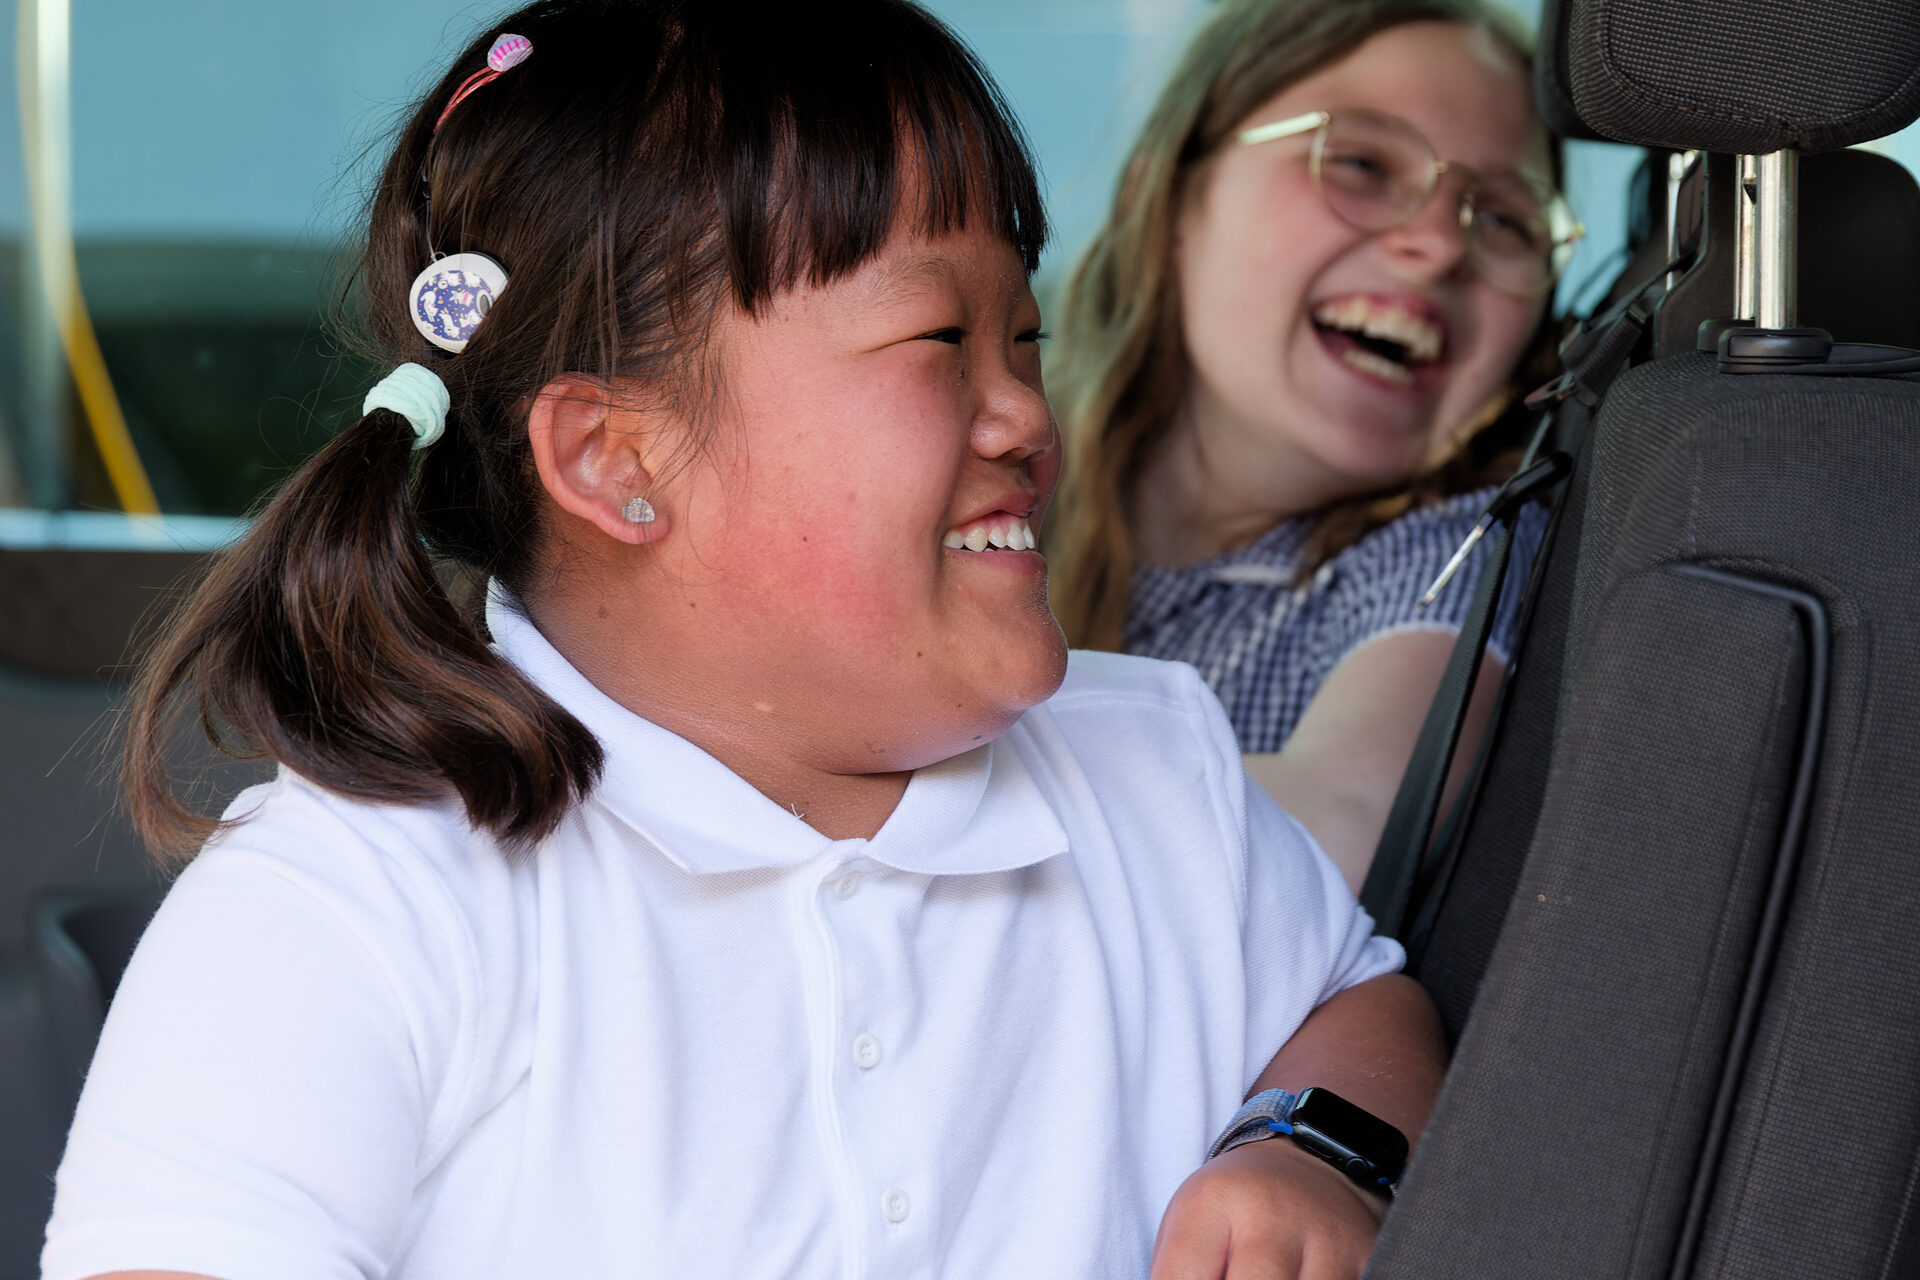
top-left (526, 375), bottom-right (671, 546)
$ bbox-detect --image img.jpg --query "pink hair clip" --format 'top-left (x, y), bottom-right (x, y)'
top-left (434, 33), bottom-right (532, 132)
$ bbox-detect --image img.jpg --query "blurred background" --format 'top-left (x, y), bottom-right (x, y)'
top-left (4, 0), bottom-right (1920, 1038)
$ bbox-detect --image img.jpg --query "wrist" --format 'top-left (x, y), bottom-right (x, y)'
top-left (1213, 1129), bottom-right (1391, 1226)
top-left (1207, 1086), bottom-right (1408, 1199)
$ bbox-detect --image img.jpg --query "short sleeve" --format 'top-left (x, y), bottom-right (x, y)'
top-left (1236, 774), bottom-right (1404, 1087)
top-left (40, 845), bottom-right (449, 1280)
top-left (1141, 654), bottom-right (1407, 1089)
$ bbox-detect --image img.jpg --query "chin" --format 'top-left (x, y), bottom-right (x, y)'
top-left (976, 624), bottom-right (1071, 728)
top-left (1005, 625), bottom-right (1071, 710)
top-left (1318, 423), bottom-right (1439, 490)
top-left (915, 624), bottom-right (1071, 765)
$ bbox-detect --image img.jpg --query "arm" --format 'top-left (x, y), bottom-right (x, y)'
top-left (1150, 974), bottom-right (1447, 1280)
top-left (1243, 629), bottom-right (1506, 892)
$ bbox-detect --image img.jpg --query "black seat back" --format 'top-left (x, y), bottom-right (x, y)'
top-left (0, 890), bottom-right (162, 1280)
top-left (1373, 1), bottom-right (1920, 1275)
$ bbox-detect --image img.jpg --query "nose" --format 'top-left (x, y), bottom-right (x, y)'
top-left (972, 359), bottom-right (1058, 471)
top-left (1376, 169), bottom-right (1474, 283)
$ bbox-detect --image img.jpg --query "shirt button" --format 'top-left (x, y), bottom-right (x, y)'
top-left (881, 1187), bottom-right (911, 1223)
top-left (852, 1034), bottom-right (883, 1069)
top-left (834, 873), bottom-right (861, 900)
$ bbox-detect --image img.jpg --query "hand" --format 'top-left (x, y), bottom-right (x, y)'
top-left (1148, 1137), bottom-right (1388, 1280)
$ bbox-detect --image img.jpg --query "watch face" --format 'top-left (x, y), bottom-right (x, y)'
top-left (1288, 1087), bottom-right (1409, 1184)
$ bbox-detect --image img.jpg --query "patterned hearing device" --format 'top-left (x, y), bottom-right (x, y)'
top-left (407, 252), bottom-right (509, 354)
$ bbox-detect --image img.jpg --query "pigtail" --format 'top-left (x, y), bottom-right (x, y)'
top-left (123, 408), bottom-right (602, 863)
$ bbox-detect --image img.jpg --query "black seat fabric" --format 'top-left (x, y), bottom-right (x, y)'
top-left (0, 890), bottom-right (163, 1280)
top-left (1374, 357), bottom-right (1920, 1277)
top-left (1373, 0), bottom-right (1920, 1269)
top-left (34, 892), bottom-right (164, 1087)
top-left (0, 952), bottom-right (65, 1280)
top-left (1557, 0), bottom-right (1920, 152)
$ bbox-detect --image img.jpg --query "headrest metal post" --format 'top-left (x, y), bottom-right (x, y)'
top-left (1666, 151), bottom-right (1697, 290)
top-left (1735, 155), bottom-right (1759, 322)
top-left (1754, 149), bottom-right (1798, 329)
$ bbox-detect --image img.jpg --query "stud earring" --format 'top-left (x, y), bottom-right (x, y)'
top-left (622, 496), bottom-right (656, 524)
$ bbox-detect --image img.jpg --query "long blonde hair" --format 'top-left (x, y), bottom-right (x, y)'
top-left (1045, 0), bottom-right (1555, 651)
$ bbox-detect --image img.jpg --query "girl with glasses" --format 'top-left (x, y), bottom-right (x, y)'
top-left (1047, 0), bottom-right (1579, 890)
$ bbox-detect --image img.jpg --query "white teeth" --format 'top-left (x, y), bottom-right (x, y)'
top-left (1312, 298), bottom-right (1444, 363)
top-left (1341, 346), bottom-right (1414, 384)
top-left (942, 518), bottom-right (1037, 552)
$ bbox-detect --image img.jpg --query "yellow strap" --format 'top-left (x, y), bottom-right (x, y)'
top-left (60, 280), bottom-right (159, 515)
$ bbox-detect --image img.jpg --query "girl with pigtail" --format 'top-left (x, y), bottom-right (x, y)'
top-left (47, 3), bottom-right (1443, 1278)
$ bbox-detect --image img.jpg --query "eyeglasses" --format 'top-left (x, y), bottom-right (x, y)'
top-left (1235, 109), bottom-right (1584, 298)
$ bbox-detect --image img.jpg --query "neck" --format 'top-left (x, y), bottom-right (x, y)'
top-left (640, 707), bottom-right (914, 841)
top-left (1130, 387), bottom-right (1344, 567)
top-left (522, 577), bottom-right (912, 842)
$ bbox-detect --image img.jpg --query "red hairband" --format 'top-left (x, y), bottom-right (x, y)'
top-left (434, 33), bottom-right (532, 132)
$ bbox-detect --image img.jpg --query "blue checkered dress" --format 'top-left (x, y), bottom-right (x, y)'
top-left (1124, 488), bottom-right (1547, 753)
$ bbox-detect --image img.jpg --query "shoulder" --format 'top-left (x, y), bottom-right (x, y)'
top-left (191, 768), bottom-right (530, 999)
top-left (45, 777), bottom-right (536, 1277)
top-left (1328, 488), bottom-right (1493, 592)
top-left (1314, 486), bottom-right (1548, 661)
top-left (159, 771), bottom-right (534, 1157)
top-left (1045, 648), bottom-right (1240, 753)
top-left (1307, 488), bottom-right (1496, 637)
top-left (1051, 647), bottom-right (1220, 708)
top-left (1021, 649), bottom-right (1249, 864)
top-left (198, 769), bottom-right (519, 955)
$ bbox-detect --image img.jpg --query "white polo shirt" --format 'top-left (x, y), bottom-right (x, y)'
top-left (43, 596), bottom-right (1400, 1280)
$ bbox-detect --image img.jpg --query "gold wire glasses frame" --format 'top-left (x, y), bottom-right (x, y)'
top-left (1235, 109), bottom-right (1585, 298)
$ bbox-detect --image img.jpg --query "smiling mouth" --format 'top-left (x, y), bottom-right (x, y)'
top-left (942, 515), bottom-right (1037, 552)
top-left (1312, 296), bottom-right (1447, 386)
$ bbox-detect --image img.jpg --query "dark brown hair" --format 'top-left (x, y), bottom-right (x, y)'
top-left (1045, 0), bottom-right (1558, 651)
top-left (125, 0), bottom-right (1047, 861)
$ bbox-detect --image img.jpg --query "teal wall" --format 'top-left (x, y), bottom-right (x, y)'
top-left (1, 0), bottom-right (1647, 287)
top-left (3, 0), bottom-right (1200, 277)
top-left (9, 0), bottom-right (1920, 285)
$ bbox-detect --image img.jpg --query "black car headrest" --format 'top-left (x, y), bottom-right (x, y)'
top-left (1533, 0), bottom-right (1606, 143)
top-left (1536, 0), bottom-right (1920, 152)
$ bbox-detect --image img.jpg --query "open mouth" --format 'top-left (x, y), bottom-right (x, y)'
top-left (1311, 296), bottom-right (1447, 388)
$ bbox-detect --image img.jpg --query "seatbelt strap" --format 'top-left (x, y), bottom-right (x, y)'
top-left (1402, 457), bottom-right (1577, 962)
top-left (1359, 303), bottom-right (1649, 939)
top-left (1357, 453), bottom-right (1561, 937)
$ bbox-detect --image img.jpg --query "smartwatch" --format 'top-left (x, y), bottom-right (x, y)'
top-left (1205, 1087), bottom-right (1409, 1196)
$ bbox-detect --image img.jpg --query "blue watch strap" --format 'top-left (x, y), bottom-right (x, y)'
top-left (1205, 1088), bottom-right (1299, 1160)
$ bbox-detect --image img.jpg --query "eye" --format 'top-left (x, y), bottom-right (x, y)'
top-left (919, 327), bottom-right (966, 345)
top-left (1471, 205), bottom-right (1548, 257)
top-left (1017, 328), bottom-right (1050, 344)
top-left (1321, 146), bottom-right (1395, 195)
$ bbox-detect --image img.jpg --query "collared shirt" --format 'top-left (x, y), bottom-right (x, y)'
top-left (44, 593), bottom-right (1399, 1280)
top-left (1127, 489), bottom-right (1548, 752)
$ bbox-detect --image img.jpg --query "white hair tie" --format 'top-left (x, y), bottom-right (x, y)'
top-left (363, 362), bottom-right (451, 450)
